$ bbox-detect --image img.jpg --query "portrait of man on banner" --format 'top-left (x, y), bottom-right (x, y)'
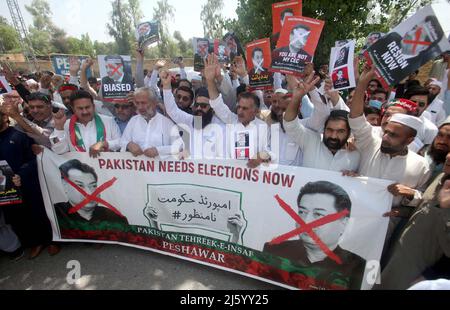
top-left (54, 159), bottom-right (129, 230)
top-left (263, 181), bottom-right (366, 289)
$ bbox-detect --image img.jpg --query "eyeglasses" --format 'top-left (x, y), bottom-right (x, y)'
top-left (114, 104), bottom-right (133, 110)
top-left (177, 95), bottom-right (191, 102)
top-left (193, 102), bottom-right (209, 109)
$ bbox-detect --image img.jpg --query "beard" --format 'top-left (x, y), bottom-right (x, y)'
top-left (380, 142), bottom-right (405, 155)
top-left (193, 109), bottom-right (214, 129)
top-left (323, 137), bottom-right (347, 151)
top-left (270, 111), bottom-right (286, 133)
top-left (429, 143), bottom-right (449, 164)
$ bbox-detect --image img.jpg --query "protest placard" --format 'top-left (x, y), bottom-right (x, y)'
top-left (0, 161), bottom-right (22, 206)
top-left (38, 150), bottom-right (392, 290)
top-left (364, 3), bottom-right (450, 88)
top-left (193, 38), bottom-right (213, 72)
top-left (271, 16), bottom-right (325, 75)
top-left (223, 32), bottom-right (245, 62)
top-left (214, 39), bottom-right (231, 64)
top-left (98, 55), bottom-right (134, 102)
top-left (0, 76), bottom-right (12, 94)
top-left (271, 0), bottom-right (303, 47)
top-left (50, 54), bottom-right (92, 77)
top-left (329, 40), bottom-right (356, 90)
top-left (247, 38), bottom-right (273, 90)
top-left (136, 21), bottom-right (159, 49)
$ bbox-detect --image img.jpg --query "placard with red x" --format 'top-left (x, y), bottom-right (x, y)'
top-left (107, 63), bottom-right (124, 77)
top-left (269, 195), bottom-right (350, 265)
top-left (402, 27), bottom-right (431, 54)
top-left (63, 176), bottom-right (125, 218)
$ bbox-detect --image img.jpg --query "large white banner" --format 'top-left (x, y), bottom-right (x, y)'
top-left (38, 150), bottom-right (392, 290)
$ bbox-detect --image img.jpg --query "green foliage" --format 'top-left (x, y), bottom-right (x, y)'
top-left (0, 16), bottom-right (20, 52)
top-left (173, 31), bottom-right (193, 57)
top-left (224, 0), bottom-right (433, 67)
top-left (152, 0), bottom-right (175, 57)
top-left (106, 0), bottom-right (134, 55)
top-left (200, 0), bottom-right (225, 39)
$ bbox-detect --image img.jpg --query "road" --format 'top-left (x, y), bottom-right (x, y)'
top-left (0, 242), bottom-right (279, 290)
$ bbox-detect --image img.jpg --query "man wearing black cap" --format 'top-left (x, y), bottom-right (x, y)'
top-left (160, 70), bottom-right (226, 159)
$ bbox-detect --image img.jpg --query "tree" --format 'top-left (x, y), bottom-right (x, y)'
top-left (173, 31), bottom-right (193, 56)
top-left (0, 16), bottom-right (20, 52)
top-left (94, 40), bottom-right (118, 56)
top-left (200, 0), bottom-right (225, 39)
top-left (152, 0), bottom-right (175, 57)
top-left (106, 0), bottom-right (134, 55)
top-left (128, 0), bottom-right (144, 28)
top-left (224, 0), bottom-right (432, 67)
top-left (25, 0), bottom-right (70, 54)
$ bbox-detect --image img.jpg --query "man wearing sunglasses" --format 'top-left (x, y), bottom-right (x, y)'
top-left (113, 92), bottom-right (136, 134)
top-left (160, 70), bottom-right (225, 159)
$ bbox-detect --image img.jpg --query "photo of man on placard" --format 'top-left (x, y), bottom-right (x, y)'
top-left (101, 55), bottom-right (133, 86)
top-left (332, 67), bottom-right (351, 89)
top-left (334, 46), bottom-right (349, 68)
top-left (271, 23), bottom-right (313, 72)
top-left (263, 181), bottom-right (366, 289)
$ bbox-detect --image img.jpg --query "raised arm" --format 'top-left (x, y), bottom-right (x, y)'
top-left (205, 54), bottom-right (237, 124)
top-left (284, 73), bottom-right (320, 122)
top-left (79, 58), bottom-right (100, 100)
top-left (160, 70), bottom-right (194, 126)
top-left (350, 65), bottom-right (375, 119)
top-left (135, 49), bottom-right (145, 88)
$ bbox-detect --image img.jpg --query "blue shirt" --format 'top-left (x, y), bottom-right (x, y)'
top-left (115, 118), bottom-right (130, 134)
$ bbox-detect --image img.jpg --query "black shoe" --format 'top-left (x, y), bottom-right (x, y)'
top-left (8, 247), bottom-right (24, 261)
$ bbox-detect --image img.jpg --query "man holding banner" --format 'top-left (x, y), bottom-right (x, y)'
top-left (50, 90), bottom-right (122, 157)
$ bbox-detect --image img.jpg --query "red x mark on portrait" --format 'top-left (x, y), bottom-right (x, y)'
top-left (107, 63), bottom-right (124, 77)
top-left (269, 195), bottom-right (350, 265)
top-left (402, 27), bottom-right (431, 54)
top-left (63, 176), bottom-right (125, 218)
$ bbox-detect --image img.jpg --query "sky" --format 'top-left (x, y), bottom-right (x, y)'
top-left (0, 0), bottom-right (239, 42)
